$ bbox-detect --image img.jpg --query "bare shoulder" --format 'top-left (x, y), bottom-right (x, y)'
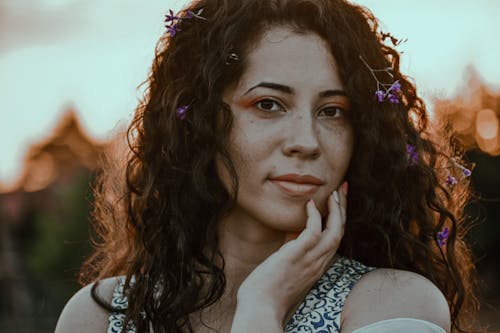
top-left (55, 276), bottom-right (123, 333)
top-left (341, 268), bottom-right (451, 333)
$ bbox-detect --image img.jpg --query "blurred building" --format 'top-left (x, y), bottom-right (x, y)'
top-left (0, 107), bottom-right (109, 332)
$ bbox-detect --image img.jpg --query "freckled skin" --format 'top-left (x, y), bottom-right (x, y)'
top-left (217, 26), bottom-right (354, 240)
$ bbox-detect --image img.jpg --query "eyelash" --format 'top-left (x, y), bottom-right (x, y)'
top-left (254, 98), bottom-right (346, 118)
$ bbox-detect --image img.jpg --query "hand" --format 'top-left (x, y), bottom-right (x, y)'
top-left (235, 181), bottom-right (348, 326)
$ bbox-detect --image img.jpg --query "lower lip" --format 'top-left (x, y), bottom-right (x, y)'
top-left (269, 180), bottom-right (320, 197)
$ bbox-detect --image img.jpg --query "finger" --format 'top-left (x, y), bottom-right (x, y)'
top-left (330, 181), bottom-right (348, 228)
top-left (312, 190), bottom-right (345, 257)
top-left (295, 199), bottom-right (322, 251)
top-left (338, 181), bottom-right (347, 221)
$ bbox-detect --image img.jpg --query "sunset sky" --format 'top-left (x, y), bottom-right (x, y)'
top-left (1, 0), bottom-right (499, 187)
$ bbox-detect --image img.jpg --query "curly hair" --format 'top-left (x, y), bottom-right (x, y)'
top-left (80, 0), bottom-right (480, 332)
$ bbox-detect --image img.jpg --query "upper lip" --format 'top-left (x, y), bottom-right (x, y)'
top-left (270, 173), bottom-right (324, 185)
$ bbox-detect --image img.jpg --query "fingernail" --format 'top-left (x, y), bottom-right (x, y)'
top-left (342, 181), bottom-right (348, 196)
top-left (332, 191), bottom-right (339, 203)
top-left (309, 199), bottom-right (316, 207)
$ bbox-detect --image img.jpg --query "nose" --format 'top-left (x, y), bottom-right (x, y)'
top-left (282, 113), bottom-right (320, 159)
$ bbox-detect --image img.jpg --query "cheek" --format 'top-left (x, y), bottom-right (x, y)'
top-left (342, 134), bottom-right (355, 165)
top-left (345, 128), bottom-right (355, 163)
top-left (215, 121), bottom-right (248, 189)
top-left (322, 126), bottom-right (354, 164)
top-left (228, 117), bottom-right (275, 166)
top-left (215, 136), bottom-right (260, 196)
top-left (215, 154), bottom-right (233, 196)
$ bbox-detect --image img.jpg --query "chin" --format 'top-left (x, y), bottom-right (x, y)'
top-left (259, 208), bottom-right (309, 232)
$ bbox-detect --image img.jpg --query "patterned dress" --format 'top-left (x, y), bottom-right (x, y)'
top-left (107, 256), bottom-right (375, 333)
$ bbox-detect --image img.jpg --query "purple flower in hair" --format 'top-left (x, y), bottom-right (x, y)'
top-left (164, 8), bottom-right (205, 38)
top-left (388, 93), bottom-right (399, 104)
top-left (462, 167), bottom-right (472, 177)
top-left (186, 8), bottom-right (206, 20)
top-left (164, 9), bottom-right (178, 24)
top-left (389, 80), bottom-right (401, 93)
top-left (406, 144), bottom-right (418, 164)
top-left (386, 81), bottom-right (401, 103)
top-left (446, 175), bottom-right (458, 186)
top-left (167, 23), bottom-right (181, 37)
top-left (176, 105), bottom-right (189, 120)
top-left (444, 159), bottom-right (472, 186)
top-left (375, 90), bottom-right (385, 102)
top-left (437, 227), bottom-right (449, 247)
top-left (360, 56), bottom-right (401, 104)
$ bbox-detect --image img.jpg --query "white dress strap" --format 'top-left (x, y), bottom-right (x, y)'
top-left (352, 318), bottom-right (447, 333)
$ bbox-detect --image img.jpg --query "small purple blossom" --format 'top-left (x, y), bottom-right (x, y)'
top-left (462, 168), bottom-right (472, 177)
top-left (187, 8), bottom-right (206, 20)
top-left (164, 9), bottom-right (178, 23)
top-left (437, 227), bottom-right (449, 247)
top-left (388, 93), bottom-right (399, 104)
top-left (176, 105), bottom-right (189, 120)
top-left (406, 144), bottom-right (418, 164)
top-left (386, 81), bottom-right (401, 103)
top-left (164, 8), bottom-right (205, 38)
top-left (375, 90), bottom-right (385, 102)
top-left (444, 160), bottom-right (472, 186)
top-left (446, 175), bottom-right (458, 186)
top-left (389, 80), bottom-right (401, 93)
top-left (360, 56), bottom-right (401, 104)
top-left (167, 23), bottom-right (181, 37)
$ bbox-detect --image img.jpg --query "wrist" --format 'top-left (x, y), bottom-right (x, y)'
top-left (231, 296), bottom-right (284, 333)
top-left (236, 291), bottom-right (285, 322)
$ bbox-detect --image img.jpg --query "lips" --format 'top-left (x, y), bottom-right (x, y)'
top-left (269, 173), bottom-right (324, 197)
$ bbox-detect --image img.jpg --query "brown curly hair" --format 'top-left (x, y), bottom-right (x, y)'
top-left (80, 0), bottom-right (480, 332)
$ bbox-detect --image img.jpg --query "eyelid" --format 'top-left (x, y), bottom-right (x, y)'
top-left (252, 98), bottom-right (349, 117)
top-left (318, 104), bottom-right (348, 117)
top-left (254, 97), bottom-right (286, 112)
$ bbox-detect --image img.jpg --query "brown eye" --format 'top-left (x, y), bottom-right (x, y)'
top-left (255, 99), bottom-right (285, 112)
top-left (319, 106), bottom-right (345, 118)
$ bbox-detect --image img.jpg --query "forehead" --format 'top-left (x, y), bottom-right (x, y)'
top-left (234, 26), bottom-right (344, 93)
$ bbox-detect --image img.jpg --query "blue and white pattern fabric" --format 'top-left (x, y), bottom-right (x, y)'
top-left (107, 256), bottom-right (375, 333)
top-left (107, 277), bottom-right (131, 333)
top-left (283, 256), bottom-right (375, 332)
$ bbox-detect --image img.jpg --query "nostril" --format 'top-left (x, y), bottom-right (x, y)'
top-left (282, 120), bottom-right (321, 158)
top-left (283, 144), bottom-right (321, 159)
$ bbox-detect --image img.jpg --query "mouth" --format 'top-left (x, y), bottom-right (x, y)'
top-left (269, 179), bottom-right (321, 197)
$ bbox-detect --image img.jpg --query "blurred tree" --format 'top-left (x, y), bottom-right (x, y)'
top-left (433, 67), bottom-right (500, 329)
top-left (21, 169), bottom-right (96, 328)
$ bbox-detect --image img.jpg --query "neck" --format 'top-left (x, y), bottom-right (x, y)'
top-left (216, 211), bottom-right (287, 288)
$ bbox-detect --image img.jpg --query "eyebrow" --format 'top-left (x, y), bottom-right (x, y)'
top-left (243, 82), bottom-right (348, 99)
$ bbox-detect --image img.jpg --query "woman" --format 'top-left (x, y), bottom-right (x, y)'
top-left (55, 0), bottom-right (479, 332)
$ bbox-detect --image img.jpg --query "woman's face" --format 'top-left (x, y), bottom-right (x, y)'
top-left (218, 26), bottom-right (354, 233)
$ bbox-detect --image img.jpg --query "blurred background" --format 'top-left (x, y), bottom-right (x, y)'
top-left (0, 0), bottom-right (499, 332)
